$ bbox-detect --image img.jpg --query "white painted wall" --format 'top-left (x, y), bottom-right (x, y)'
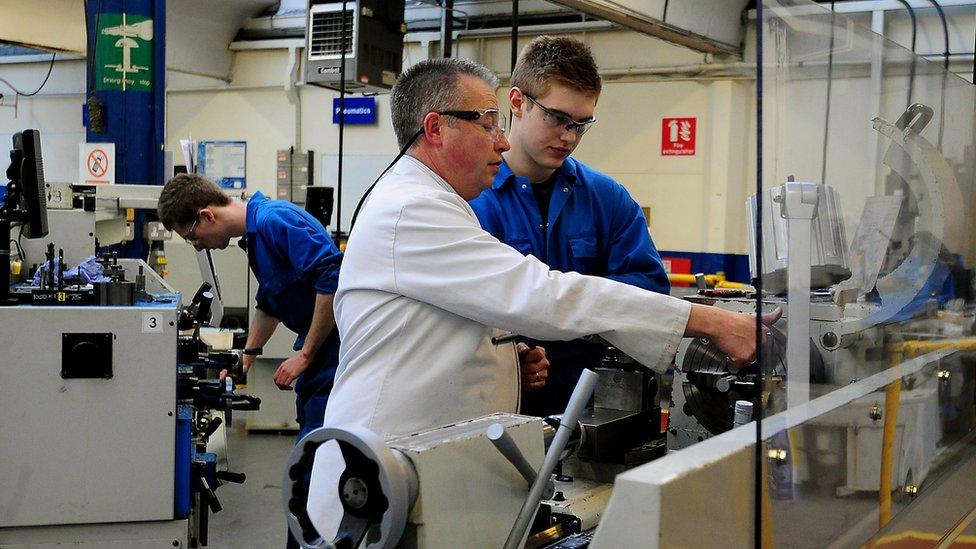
top-left (162, 31), bottom-right (754, 255)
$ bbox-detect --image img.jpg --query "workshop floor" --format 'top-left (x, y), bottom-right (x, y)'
top-left (208, 426), bottom-right (297, 549)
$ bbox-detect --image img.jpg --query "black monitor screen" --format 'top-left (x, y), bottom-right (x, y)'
top-left (305, 186), bottom-right (334, 229)
top-left (7, 129), bottom-right (48, 238)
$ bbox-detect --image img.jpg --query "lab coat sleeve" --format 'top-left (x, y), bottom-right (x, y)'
top-left (605, 188), bottom-right (671, 294)
top-left (389, 195), bottom-right (691, 372)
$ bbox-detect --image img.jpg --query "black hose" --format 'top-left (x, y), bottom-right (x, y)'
top-left (924, 0), bottom-right (950, 70)
top-left (893, 0), bottom-right (917, 108)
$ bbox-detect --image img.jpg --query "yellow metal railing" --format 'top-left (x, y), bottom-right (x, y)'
top-left (667, 272), bottom-right (751, 290)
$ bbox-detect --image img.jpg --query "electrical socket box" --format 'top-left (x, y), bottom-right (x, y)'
top-left (276, 149), bottom-right (314, 204)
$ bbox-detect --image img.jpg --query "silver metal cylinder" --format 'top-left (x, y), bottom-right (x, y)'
top-left (733, 400), bottom-right (754, 427)
top-left (95, 281), bottom-right (135, 306)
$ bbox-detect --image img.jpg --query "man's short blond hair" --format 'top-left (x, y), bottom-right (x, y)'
top-left (510, 36), bottom-right (601, 99)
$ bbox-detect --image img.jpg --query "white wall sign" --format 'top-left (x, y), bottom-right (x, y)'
top-left (79, 142), bottom-right (116, 184)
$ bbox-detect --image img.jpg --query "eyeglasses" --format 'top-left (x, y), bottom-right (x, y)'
top-left (184, 214), bottom-right (202, 245)
top-left (524, 93), bottom-right (596, 135)
top-left (437, 109), bottom-right (507, 140)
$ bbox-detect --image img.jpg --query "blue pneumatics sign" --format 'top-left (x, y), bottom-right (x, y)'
top-left (332, 97), bottom-right (377, 125)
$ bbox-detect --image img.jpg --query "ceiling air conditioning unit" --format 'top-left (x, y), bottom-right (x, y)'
top-left (305, 0), bottom-right (405, 94)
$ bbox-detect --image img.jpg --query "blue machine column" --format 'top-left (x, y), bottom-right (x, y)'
top-left (85, 0), bottom-right (166, 257)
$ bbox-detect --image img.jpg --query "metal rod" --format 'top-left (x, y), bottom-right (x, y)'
top-left (440, 0), bottom-right (454, 58)
top-left (491, 332), bottom-right (520, 345)
top-left (511, 0), bottom-right (519, 72)
top-left (336, 0), bottom-right (348, 240)
top-left (57, 248), bottom-right (64, 290)
top-left (487, 423), bottom-right (536, 486)
top-left (754, 3), bottom-right (766, 545)
top-left (504, 369), bottom-right (597, 549)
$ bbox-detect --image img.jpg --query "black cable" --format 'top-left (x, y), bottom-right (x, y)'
top-left (924, 0), bottom-right (950, 70)
top-left (820, 1), bottom-right (836, 186)
top-left (0, 53), bottom-right (56, 97)
top-left (14, 222), bottom-right (26, 264)
top-left (923, 1), bottom-right (950, 150)
top-left (85, 0), bottom-right (94, 92)
top-left (84, 0), bottom-right (107, 134)
top-left (335, 0), bottom-right (349, 240)
top-left (892, 0), bottom-right (917, 108)
top-left (348, 128), bottom-right (423, 234)
top-left (84, 0), bottom-right (91, 84)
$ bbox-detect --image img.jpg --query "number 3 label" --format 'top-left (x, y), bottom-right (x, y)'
top-left (142, 312), bottom-right (163, 333)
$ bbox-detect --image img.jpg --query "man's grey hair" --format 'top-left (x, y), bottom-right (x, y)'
top-left (390, 58), bottom-right (498, 149)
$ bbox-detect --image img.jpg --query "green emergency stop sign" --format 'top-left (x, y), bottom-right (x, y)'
top-left (94, 13), bottom-right (153, 92)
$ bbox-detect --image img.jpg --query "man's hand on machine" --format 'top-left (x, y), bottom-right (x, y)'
top-left (685, 305), bottom-right (783, 370)
top-left (518, 342), bottom-right (549, 392)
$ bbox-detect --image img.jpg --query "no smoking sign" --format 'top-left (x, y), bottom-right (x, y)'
top-left (88, 149), bottom-right (108, 177)
top-left (79, 142), bottom-right (115, 184)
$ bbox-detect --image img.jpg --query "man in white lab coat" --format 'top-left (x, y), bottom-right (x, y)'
top-left (306, 58), bottom-right (776, 540)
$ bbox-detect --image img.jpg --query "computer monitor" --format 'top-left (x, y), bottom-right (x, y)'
top-left (2, 129), bottom-right (49, 304)
top-left (6, 129), bottom-right (49, 238)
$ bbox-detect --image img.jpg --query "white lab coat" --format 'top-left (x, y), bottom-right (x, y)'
top-left (306, 155), bottom-right (692, 537)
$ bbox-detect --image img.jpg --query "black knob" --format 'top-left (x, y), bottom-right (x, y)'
top-left (216, 470), bottom-right (246, 484)
top-left (201, 415), bottom-right (223, 440)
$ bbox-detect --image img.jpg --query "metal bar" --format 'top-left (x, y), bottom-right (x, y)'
top-left (511, 0), bottom-right (519, 71)
top-left (441, 0), bottom-right (454, 58)
top-left (782, 182), bottom-right (819, 409)
top-left (487, 423), bottom-right (536, 486)
top-left (504, 369), bottom-right (597, 549)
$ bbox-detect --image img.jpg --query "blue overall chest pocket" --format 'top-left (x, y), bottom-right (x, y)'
top-left (568, 236), bottom-right (599, 274)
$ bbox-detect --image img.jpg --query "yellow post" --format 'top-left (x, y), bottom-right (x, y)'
top-left (879, 378), bottom-right (902, 529)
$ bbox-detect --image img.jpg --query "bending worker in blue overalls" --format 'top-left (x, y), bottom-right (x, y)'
top-left (158, 173), bottom-right (342, 441)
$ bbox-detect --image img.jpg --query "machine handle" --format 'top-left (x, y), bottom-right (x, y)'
top-left (201, 415), bottom-right (223, 441)
top-left (487, 423), bottom-right (537, 487)
top-left (230, 394), bottom-right (261, 411)
top-left (199, 474), bottom-right (223, 513)
top-left (894, 103), bottom-right (933, 134)
top-left (490, 333), bottom-right (537, 349)
top-left (216, 470), bottom-right (247, 484)
top-left (504, 369), bottom-right (598, 549)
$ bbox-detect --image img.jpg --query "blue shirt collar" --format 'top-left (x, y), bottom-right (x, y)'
top-left (240, 191), bottom-right (268, 251)
top-left (245, 191), bottom-right (268, 234)
top-left (494, 157), bottom-right (580, 190)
